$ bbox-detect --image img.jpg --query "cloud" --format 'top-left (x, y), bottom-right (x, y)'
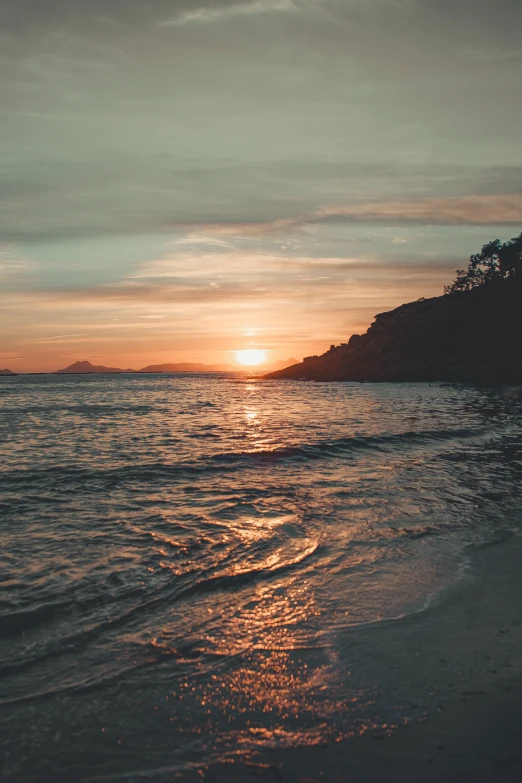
top-left (313, 195), bottom-right (522, 226)
top-left (172, 234), bottom-right (234, 250)
top-left (0, 244), bottom-right (35, 279)
top-left (185, 194), bottom-right (522, 238)
top-left (0, 0), bottom-right (304, 32)
top-left (160, 0), bottom-right (297, 26)
top-left (2, 247), bottom-right (456, 306)
top-left (1, 240), bottom-right (460, 370)
top-left (460, 45), bottom-right (522, 63)
top-left (2, 154), bottom-right (522, 243)
top-left (22, 332), bottom-right (88, 343)
top-left (110, 247), bottom-right (458, 307)
top-left (0, 352), bottom-right (29, 362)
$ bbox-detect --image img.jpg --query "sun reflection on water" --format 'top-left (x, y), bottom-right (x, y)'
top-left (3, 377), bottom-right (514, 774)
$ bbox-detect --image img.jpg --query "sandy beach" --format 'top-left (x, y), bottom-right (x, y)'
top-left (181, 535), bottom-right (522, 782)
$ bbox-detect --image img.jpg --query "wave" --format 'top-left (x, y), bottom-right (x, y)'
top-left (0, 540), bottom-right (319, 687)
top-left (217, 427), bottom-right (481, 463)
top-left (0, 427), bottom-right (484, 488)
top-left (0, 403), bottom-right (155, 416)
top-left (0, 601), bottom-right (68, 636)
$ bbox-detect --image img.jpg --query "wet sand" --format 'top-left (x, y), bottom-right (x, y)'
top-left (181, 535), bottom-right (522, 782)
top-left (181, 673), bottom-right (522, 782)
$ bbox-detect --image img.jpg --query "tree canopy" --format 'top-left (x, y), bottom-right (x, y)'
top-left (444, 230), bottom-right (522, 294)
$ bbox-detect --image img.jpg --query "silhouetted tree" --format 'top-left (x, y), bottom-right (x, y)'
top-left (444, 230), bottom-right (522, 294)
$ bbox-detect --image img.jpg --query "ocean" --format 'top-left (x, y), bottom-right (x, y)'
top-left (1, 374), bottom-right (522, 781)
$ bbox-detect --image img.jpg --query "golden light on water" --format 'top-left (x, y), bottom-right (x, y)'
top-left (235, 349), bottom-right (267, 366)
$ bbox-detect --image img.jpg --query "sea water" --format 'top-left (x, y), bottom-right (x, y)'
top-left (1, 374), bottom-right (521, 781)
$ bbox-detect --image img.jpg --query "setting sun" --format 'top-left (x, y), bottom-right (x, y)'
top-left (235, 349), bottom-right (267, 366)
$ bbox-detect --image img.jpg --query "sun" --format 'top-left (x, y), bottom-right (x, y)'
top-left (235, 349), bottom-right (267, 366)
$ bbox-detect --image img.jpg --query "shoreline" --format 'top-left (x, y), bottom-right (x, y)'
top-left (184, 673), bottom-right (522, 782)
top-left (180, 535), bottom-right (522, 782)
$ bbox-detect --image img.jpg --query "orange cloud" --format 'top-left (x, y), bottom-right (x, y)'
top-left (180, 194), bottom-right (522, 238)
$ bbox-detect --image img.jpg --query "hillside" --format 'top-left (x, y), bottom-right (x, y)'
top-left (264, 358), bottom-right (299, 373)
top-left (265, 282), bottom-right (521, 383)
top-left (0, 369), bottom-right (16, 375)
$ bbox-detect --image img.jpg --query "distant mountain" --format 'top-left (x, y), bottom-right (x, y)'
top-left (56, 360), bottom-right (135, 374)
top-left (139, 362), bottom-right (235, 373)
top-left (139, 359), bottom-right (300, 373)
top-left (0, 368), bottom-right (16, 375)
top-left (54, 358), bottom-right (300, 375)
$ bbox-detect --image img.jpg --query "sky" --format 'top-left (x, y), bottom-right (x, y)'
top-left (1, 0), bottom-right (521, 372)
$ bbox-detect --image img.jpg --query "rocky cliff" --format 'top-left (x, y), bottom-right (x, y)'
top-left (264, 282), bottom-right (521, 383)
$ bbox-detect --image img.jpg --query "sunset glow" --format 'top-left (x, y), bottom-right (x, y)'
top-left (235, 349), bottom-right (267, 366)
top-left (2, 0), bottom-right (522, 780)
top-left (2, 0), bottom-right (521, 375)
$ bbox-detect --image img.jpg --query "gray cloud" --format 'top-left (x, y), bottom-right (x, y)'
top-left (0, 0), bottom-right (307, 32)
top-left (312, 195), bottom-right (522, 227)
top-left (160, 0), bottom-right (299, 26)
top-left (170, 195), bottom-right (522, 242)
top-left (2, 160), bottom-right (521, 243)
top-left (2, 0), bottom-right (521, 245)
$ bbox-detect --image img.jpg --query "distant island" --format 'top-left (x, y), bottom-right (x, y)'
top-left (265, 231), bottom-right (522, 383)
top-left (140, 359), bottom-right (298, 374)
top-left (0, 368), bottom-right (16, 375)
top-left (56, 360), bottom-right (136, 374)
top-left (140, 362), bottom-right (236, 373)
top-left (55, 358), bottom-right (299, 374)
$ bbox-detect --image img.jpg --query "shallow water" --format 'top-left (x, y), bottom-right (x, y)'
top-left (1, 374), bottom-right (521, 781)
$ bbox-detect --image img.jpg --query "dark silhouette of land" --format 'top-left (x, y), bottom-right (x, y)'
top-left (266, 231), bottom-right (522, 384)
top-left (140, 362), bottom-right (236, 373)
top-left (257, 358), bottom-right (299, 373)
top-left (56, 360), bottom-right (136, 374)
top-left (0, 368), bottom-right (16, 375)
top-left (140, 358), bottom-right (298, 373)
top-left (56, 358), bottom-right (299, 374)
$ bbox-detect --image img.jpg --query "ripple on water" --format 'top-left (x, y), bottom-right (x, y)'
top-left (0, 375), bottom-right (521, 779)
